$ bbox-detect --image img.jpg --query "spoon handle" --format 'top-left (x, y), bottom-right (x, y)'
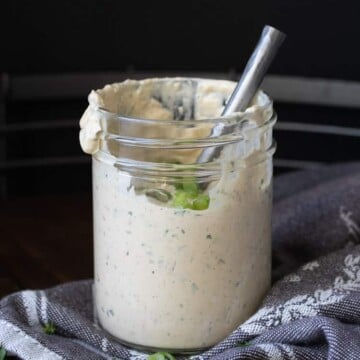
top-left (222, 25), bottom-right (286, 115)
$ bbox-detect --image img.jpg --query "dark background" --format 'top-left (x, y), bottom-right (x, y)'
top-left (3, 0), bottom-right (360, 79)
top-left (1, 0), bottom-right (359, 198)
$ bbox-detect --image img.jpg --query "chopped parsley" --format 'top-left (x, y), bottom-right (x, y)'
top-left (43, 323), bottom-right (56, 335)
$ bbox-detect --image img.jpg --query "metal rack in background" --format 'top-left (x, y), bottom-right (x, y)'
top-left (0, 71), bottom-right (360, 198)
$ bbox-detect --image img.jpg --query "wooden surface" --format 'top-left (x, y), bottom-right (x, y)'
top-left (0, 193), bottom-right (93, 298)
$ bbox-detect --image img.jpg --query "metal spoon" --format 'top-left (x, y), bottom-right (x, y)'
top-left (198, 25), bottom-right (286, 163)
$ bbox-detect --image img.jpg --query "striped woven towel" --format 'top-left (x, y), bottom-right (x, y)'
top-left (0, 162), bottom-right (360, 360)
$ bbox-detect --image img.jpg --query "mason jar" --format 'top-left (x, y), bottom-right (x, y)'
top-left (80, 78), bottom-right (276, 353)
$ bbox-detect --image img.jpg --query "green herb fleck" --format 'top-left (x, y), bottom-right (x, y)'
top-left (43, 323), bottom-right (56, 335)
top-left (191, 282), bottom-right (199, 292)
top-left (192, 194), bottom-right (210, 210)
top-left (128, 211), bottom-right (133, 216)
top-left (173, 190), bottom-right (209, 211)
top-left (0, 345), bottom-right (6, 360)
top-left (237, 341), bottom-right (251, 347)
top-left (147, 352), bottom-right (176, 360)
top-left (182, 181), bottom-right (198, 193)
top-left (172, 179), bottom-right (210, 210)
top-left (106, 309), bottom-right (114, 317)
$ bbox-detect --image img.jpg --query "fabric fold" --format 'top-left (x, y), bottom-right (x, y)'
top-left (1, 162), bottom-right (359, 360)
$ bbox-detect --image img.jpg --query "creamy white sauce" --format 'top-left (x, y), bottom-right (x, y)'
top-left (80, 78), bottom-right (273, 351)
top-left (93, 159), bottom-right (271, 349)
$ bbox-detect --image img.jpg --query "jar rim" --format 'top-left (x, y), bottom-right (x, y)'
top-left (91, 77), bottom-right (273, 128)
top-left (80, 78), bottom-right (276, 157)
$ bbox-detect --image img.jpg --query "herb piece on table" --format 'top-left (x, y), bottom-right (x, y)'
top-left (43, 323), bottom-right (56, 335)
top-left (237, 341), bottom-right (251, 347)
top-left (147, 352), bottom-right (176, 360)
top-left (0, 345), bottom-right (6, 360)
top-left (172, 179), bottom-right (210, 210)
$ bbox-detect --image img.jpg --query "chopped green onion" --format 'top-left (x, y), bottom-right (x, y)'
top-left (192, 194), bottom-right (210, 210)
top-left (182, 181), bottom-right (199, 194)
top-left (172, 190), bottom-right (209, 210)
top-left (172, 178), bottom-right (209, 210)
top-left (172, 191), bottom-right (192, 209)
top-left (147, 352), bottom-right (176, 360)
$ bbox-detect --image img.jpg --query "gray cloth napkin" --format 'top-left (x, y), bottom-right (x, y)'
top-left (1, 162), bottom-right (360, 360)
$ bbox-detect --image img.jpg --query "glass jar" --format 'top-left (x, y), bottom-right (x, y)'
top-left (86, 78), bottom-right (276, 353)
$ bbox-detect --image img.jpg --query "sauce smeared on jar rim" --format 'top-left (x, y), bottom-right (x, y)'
top-left (79, 78), bottom-right (272, 156)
